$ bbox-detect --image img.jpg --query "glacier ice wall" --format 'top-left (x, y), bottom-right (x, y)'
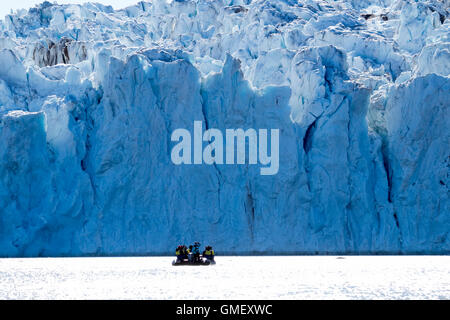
top-left (0, 0), bottom-right (448, 256)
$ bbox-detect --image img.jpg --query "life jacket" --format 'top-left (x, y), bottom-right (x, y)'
top-left (175, 249), bottom-right (181, 255)
top-left (204, 250), bottom-right (214, 256)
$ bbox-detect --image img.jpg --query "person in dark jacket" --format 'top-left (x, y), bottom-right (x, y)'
top-left (192, 242), bottom-right (201, 262)
top-left (202, 245), bottom-right (215, 262)
top-left (187, 245), bottom-right (194, 262)
top-left (175, 245), bottom-right (184, 262)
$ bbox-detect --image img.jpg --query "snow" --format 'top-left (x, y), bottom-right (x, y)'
top-left (0, 1), bottom-right (449, 256)
top-left (0, 256), bottom-right (449, 299)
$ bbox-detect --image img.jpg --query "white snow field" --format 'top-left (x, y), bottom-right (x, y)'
top-left (0, 256), bottom-right (449, 299)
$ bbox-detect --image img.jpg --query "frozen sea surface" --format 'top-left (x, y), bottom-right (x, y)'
top-left (0, 1), bottom-right (449, 257)
top-left (0, 256), bottom-right (449, 300)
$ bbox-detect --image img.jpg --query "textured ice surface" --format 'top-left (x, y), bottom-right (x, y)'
top-left (0, 1), bottom-right (449, 256)
top-left (0, 256), bottom-right (449, 299)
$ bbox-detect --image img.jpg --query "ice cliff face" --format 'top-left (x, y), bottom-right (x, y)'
top-left (0, 0), bottom-right (448, 256)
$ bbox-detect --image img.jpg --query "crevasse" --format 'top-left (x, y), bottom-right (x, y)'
top-left (0, 0), bottom-right (448, 256)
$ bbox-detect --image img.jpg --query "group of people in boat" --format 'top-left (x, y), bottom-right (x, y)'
top-left (175, 242), bottom-right (215, 263)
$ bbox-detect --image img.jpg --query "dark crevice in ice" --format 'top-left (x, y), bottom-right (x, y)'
top-left (79, 91), bottom-right (102, 203)
top-left (381, 140), bottom-right (393, 203)
top-left (380, 138), bottom-right (403, 249)
top-left (32, 38), bottom-right (87, 67)
top-left (245, 185), bottom-right (255, 242)
top-left (200, 88), bottom-right (222, 207)
top-left (303, 117), bottom-right (319, 154)
top-left (393, 212), bottom-right (400, 229)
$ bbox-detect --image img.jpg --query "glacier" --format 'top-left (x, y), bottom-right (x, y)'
top-left (0, 0), bottom-right (448, 256)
